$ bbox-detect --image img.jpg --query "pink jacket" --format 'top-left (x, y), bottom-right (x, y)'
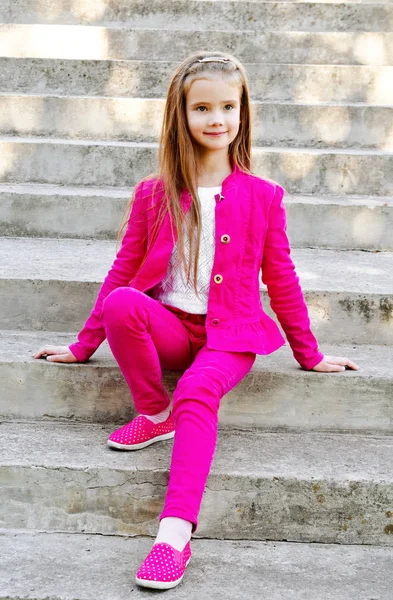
top-left (69, 162), bottom-right (324, 370)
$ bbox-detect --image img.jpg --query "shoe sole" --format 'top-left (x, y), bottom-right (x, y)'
top-left (135, 557), bottom-right (191, 590)
top-left (107, 430), bottom-right (175, 451)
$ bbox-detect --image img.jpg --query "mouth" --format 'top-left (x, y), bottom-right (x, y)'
top-left (204, 132), bottom-right (227, 136)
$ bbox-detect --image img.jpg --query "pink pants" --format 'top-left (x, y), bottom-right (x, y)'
top-left (101, 287), bottom-right (256, 533)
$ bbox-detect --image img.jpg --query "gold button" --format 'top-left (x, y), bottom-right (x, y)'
top-left (214, 274), bottom-right (223, 284)
top-left (220, 234), bottom-right (230, 244)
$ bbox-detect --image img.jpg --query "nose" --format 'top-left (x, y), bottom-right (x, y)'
top-left (208, 110), bottom-right (224, 126)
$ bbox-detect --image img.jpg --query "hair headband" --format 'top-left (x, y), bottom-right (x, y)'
top-left (197, 57), bottom-right (233, 65)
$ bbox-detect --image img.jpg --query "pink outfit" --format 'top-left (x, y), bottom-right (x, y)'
top-left (68, 160), bottom-right (324, 532)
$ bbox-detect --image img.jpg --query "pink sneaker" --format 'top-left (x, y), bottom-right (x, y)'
top-left (107, 414), bottom-right (175, 450)
top-left (135, 541), bottom-right (192, 589)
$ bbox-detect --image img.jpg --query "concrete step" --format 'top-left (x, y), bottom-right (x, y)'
top-left (1, 421), bottom-right (392, 543)
top-left (2, 58), bottom-right (392, 105)
top-left (2, 95), bottom-right (392, 150)
top-left (2, 25), bottom-right (393, 65)
top-left (285, 194), bottom-right (393, 250)
top-left (1, 0), bottom-right (392, 31)
top-left (1, 532), bottom-right (392, 600)
top-left (1, 137), bottom-right (392, 195)
top-left (1, 183), bottom-right (392, 250)
top-left (1, 238), bottom-right (392, 344)
top-left (2, 330), bottom-right (392, 433)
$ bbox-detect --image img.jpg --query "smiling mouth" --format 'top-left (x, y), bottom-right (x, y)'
top-left (204, 132), bottom-right (227, 136)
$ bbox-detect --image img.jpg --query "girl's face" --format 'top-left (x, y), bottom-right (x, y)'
top-left (185, 76), bottom-right (241, 155)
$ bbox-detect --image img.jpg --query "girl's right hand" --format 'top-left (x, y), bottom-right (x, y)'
top-left (32, 345), bottom-right (79, 363)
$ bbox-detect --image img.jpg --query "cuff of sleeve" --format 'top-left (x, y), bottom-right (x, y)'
top-left (68, 342), bottom-right (91, 363)
top-left (299, 350), bottom-right (325, 371)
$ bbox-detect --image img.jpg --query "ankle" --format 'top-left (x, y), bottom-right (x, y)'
top-left (141, 406), bottom-right (171, 424)
top-left (154, 517), bottom-right (192, 552)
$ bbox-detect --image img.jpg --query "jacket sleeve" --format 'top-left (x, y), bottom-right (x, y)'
top-left (261, 183), bottom-right (324, 370)
top-left (68, 180), bottom-right (148, 362)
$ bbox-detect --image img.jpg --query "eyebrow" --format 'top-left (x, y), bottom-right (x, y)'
top-left (189, 100), bottom-right (239, 107)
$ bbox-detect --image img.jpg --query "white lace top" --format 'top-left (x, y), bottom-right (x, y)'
top-left (150, 186), bottom-right (221, 314)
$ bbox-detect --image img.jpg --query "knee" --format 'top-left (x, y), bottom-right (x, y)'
top-left (171, 397), bottom-right (219, 437)
top-left (102, 287), bottom-right (143, 323)
top-left (172, 374), bottom-right (221, 423)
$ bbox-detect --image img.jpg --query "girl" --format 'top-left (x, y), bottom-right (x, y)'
top-left (33, 51), bottom-right (359, 590)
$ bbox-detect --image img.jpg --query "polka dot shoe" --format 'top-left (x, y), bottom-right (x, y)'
top-left (135, 541), bottom-right (192, 590)
top-left (107, 414), bottom-right (175, 450)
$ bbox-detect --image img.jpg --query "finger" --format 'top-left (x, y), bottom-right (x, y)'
top-left (325, 356), bottom-right (348, 365)
top-left (325, 363), bottom-right (346, 372)
top-left (330, 357), bottom-right (360, 370)
top-left (344, 359), bottom-right (360, 370)
top-left (32, 347), bottom-right (52, 358)
top-left (312, 364), bottom-right (340, 373)
top-left (46, 354), bottom-right (70, 363)
top-left (33, 346), bottom-right (63, 358)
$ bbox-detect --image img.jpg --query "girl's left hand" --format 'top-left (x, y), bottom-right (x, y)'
top-left (312, 355), bottom-right (359, 373)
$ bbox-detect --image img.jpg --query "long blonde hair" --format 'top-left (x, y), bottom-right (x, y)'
top-left (117, 50), bottom-right (253, 295)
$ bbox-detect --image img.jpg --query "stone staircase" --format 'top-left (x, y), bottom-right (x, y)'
top-left (1, 1), bottom-right (393, 598)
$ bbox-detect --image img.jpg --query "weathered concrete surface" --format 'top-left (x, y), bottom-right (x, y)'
top-left (1, 57), bottom-right (392, 105)
top-left (1, 0), bottom-right (393, 31)
top-left (2, 25), bottom-right (393, 65)
top-left (1, 532), bottom-right (393, 600)
top-left (1, 95), bottom-right (392, 150)
top-left (285, 195), bottom-right (393, 250)
top-left (1, 331), bottom-right (393, 433)
top-left (1, 137), bottom-right (392, 195)
top-left (0, 183), bottom-right (130, 240)
top-left (1, 422), bottom-right (393, 543)
top-left (1, 238), bottom-right (392, 343)
top-left (1, 184), bottom-right (392, 250)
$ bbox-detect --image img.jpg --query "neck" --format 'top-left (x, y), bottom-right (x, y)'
top-left (196, 151), bottom-right (233, 187)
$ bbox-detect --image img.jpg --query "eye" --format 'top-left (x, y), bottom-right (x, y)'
top-left (195, 104), bottom-right (235, 112)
